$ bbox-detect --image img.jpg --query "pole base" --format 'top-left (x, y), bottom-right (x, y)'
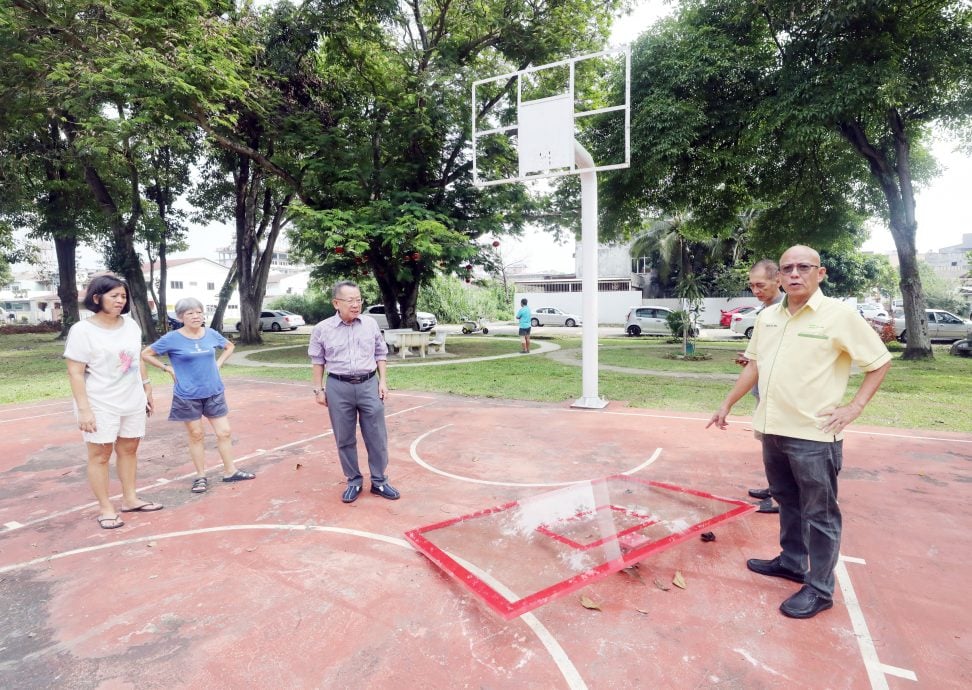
top-left (571, 396), bottom-right (608, 410)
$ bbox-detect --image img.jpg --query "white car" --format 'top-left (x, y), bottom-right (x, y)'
top-left (274, 309), bottom-right (305, 327)
top-left (730, 309), bottom-right (759, 339)
top-left (235, 310), bottom-right (301, 332)
top-left (365, 304), bottom-right (437, 331)
top-left (858, 303), bottom-right (888, 321)
top-left (530, 307), bottom-right (582, 327)
top-left (624, 305), bottom-right (698, 337)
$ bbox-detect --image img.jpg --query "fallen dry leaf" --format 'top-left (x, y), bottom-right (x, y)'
top-left (245, 547), bottom-right (257, 552)
top-left (700, 532), bottom-right (716, 542)
top-left (652, 578), bottom-right (671, 592)
top-left (672, 571), bottom-right (687, 589)
top-left (579, 595), bottom-right (602, 611)
top-left (635, 607), bottom-right (650, 615)
top-left (621, 566), bottom-right (643, 583)
top-left (147, 541), bottom-right (157, 548)
top-left (295, 463), bottom-right (303, 470)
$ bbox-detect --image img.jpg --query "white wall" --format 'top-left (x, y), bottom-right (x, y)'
top-left (147, 259), bottom-right (242, 322)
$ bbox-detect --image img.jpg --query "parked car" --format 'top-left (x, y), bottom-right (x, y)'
top-left (166, 312), bottom-right (183, 329)
top-left (719, 305), bottom-right (755, 328)
top-left (857, 303), bottom-right (888, 321)
top-left (872, 308), bottom-right (972, 343)
top-left (274, 309), bottom-right (305, 327)
top-left (235, 310), bottom-right (301, 332)
top-left (364, 304), bottom-right (437, 331)
top-left (730, 309), bottom-right (760, 339)
top-left (530, 307), bottom-right (582, 327)
top-left (625, 306), bottom-right (698, 337)
top-left (950, 338), bottom-right (972, 357)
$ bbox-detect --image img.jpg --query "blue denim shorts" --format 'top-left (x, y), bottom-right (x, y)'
top-left (518, 327), bottom-right (531, 336)
top-left (168, 391), bottom-right (229, 422)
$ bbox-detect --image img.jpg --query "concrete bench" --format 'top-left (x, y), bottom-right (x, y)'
top-left (397, 331), bottom-right (429, 358)
top-left (427, 331), bottom-right (447, 354)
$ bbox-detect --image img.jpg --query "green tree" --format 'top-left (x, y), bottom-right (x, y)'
top-left (609, 0), bottom-right (972, 360)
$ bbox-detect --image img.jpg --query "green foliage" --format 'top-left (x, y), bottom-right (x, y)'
top-left (417, 275), bottom-right (512, 323)
top-left (819, 249), bottom-right (883, 297)
top-left (268, 289), bottom-right (336, 324)
top-left (665, 310), bottom-right (693, 339)
top-left (918, 261), bottom-right (964, 313)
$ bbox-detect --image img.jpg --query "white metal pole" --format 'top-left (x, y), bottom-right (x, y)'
top-left (572, 141), bottom-right (607, 409)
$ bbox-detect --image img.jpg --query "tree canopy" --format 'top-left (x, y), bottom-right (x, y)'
top-left (604, 0), bottom-right (972, 358)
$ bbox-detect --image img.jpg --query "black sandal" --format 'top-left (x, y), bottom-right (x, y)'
top-left (191, 477), bottom-right (208, 493)
top-left (222, 470), bottom-right (255, 482)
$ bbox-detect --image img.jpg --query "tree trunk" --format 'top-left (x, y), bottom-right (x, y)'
top-left (54, 235), bottom-right (79, 339)
top-left (209, 258), bottom-right (238, 334)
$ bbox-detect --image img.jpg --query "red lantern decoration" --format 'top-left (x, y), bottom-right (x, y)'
top-left (465, 277), bottom-right (471, 283)
top-left (334, 246), bottom-right (345, 254)
top-left (492, 240), bottom-right (500, 248)
top-left (412, 252), bottom-right (421, 261)
top-left (465, 264), bottom-right (473, 270)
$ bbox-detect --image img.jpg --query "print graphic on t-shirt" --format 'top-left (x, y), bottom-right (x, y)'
top-left (118, 350), bottom-right (137, 375)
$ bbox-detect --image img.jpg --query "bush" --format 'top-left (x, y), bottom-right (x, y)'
top-left (418, 275), bottom-right (512, 323)
top-left (879, 321), bottom-right (897, 344)
top-left (665, 310), bottom-right (696, 339)
top-left (0, 321), bottom-right (61, 334)
top-left (269, 290), bottom-right (335, 324)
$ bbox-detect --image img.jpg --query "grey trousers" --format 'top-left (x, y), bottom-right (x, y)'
top-left (762, 434), bottom-right (843, 598)
top-left (325, 376), bottom-right (388, 487)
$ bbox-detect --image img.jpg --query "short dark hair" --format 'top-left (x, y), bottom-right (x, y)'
top-left (83, 273), bottom-right (131, 314)
top-left (520, 298), bottom-right (528, 306)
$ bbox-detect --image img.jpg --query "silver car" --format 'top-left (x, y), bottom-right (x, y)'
top-left (884, 308), bottom-right (972, 343)
top-left (530, 307), bottom-right (582, 327)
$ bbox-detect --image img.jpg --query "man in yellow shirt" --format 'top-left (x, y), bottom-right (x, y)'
top-left (708, 245), bottom-right (891, 619)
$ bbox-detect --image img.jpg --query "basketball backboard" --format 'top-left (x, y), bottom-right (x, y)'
top-left (471, 47), bottom-right (630, 187)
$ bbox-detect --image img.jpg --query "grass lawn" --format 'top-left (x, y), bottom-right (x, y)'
top-left (3, 331), bottom-right (970, 433)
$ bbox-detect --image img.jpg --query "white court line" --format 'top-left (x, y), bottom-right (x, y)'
top-left (0, 411), bottom-right (67, 425)
top-left (448, 551), bottom-right (587, 689)
top-left (229, 377), bottom-right (438, 399)
top-left (2, 402), bottom-right (433, 532)
top-left (0, 400), bottom-right (73, 411)
top-left (599, 410), bottom-right (972, 445)
top-left (836, 555), bottom-right (917, 688)
top-left (409, 424), bottom-right (662, 486)
top-left (0, 524), bottom-right (586, 688)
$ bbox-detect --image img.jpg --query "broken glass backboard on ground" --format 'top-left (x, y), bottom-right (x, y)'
top-left (405, 475), bottom-right (755, 619)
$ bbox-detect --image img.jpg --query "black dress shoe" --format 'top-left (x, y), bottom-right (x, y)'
top-left (748, 488), bottom-right (771, 500)
top-left (756, 497), bottom-right (780, 513)
top-left (370, 482), bottom-right (401, 500)
top-left (746, 556), bottom-right (805, 583)
top-left (341, 484), bottom-right (362, 503)
top-left (780, 585), bottom-right (833, 619)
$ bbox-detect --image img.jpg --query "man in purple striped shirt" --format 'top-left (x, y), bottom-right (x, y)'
top-left (309, 281), bottom-right (400, 503)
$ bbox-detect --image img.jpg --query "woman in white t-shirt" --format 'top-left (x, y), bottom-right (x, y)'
top-left (64, 274), bottom-right (164, 529)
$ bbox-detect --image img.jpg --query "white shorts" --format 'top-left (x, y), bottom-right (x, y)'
top-left (81, 409), bottom-right (147, 444)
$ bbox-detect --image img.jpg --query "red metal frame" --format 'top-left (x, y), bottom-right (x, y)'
top-left (404, 475), bottom-right (755, 620)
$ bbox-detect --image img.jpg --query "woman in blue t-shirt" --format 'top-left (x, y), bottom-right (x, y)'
top-left (142, 298), bottom-right (255, 493)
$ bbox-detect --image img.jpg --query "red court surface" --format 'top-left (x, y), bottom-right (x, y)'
top-left (1, 377), bottom-right (969, 689)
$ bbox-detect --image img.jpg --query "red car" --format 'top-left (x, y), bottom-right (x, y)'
top-left (719, 305), bottom-right (755, 328)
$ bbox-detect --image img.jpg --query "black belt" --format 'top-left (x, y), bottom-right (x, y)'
top-left (328, 370), bottom-right (377, 384)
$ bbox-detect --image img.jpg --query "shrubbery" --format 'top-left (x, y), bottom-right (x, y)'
top-left (269, 290), bottom-right (336, 324)
top-left (0, 321), bottom-right (61, 334)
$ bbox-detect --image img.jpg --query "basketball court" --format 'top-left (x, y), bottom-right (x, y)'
top-left (1, 376), bottom-right (969, 689)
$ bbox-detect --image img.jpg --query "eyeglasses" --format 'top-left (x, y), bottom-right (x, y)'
top-left (780, 263), bottom-right (820, 275)
top-left (335, 298), bottom-right (363, 305)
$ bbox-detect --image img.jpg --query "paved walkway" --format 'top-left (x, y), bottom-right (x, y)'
top-left (229, 338), bottom-right (562, 368)
top-left (230, 338), bottom-right (742, 380)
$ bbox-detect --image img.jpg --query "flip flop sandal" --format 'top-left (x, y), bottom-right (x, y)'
top-left (222, 470), bottom-right (255, 482)
top-left (191, 477), bottom-right (209, 493)
top-left (121, 502), bottom-right (164, 513)
top-left (97, 516), bottom-right (124, 529)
